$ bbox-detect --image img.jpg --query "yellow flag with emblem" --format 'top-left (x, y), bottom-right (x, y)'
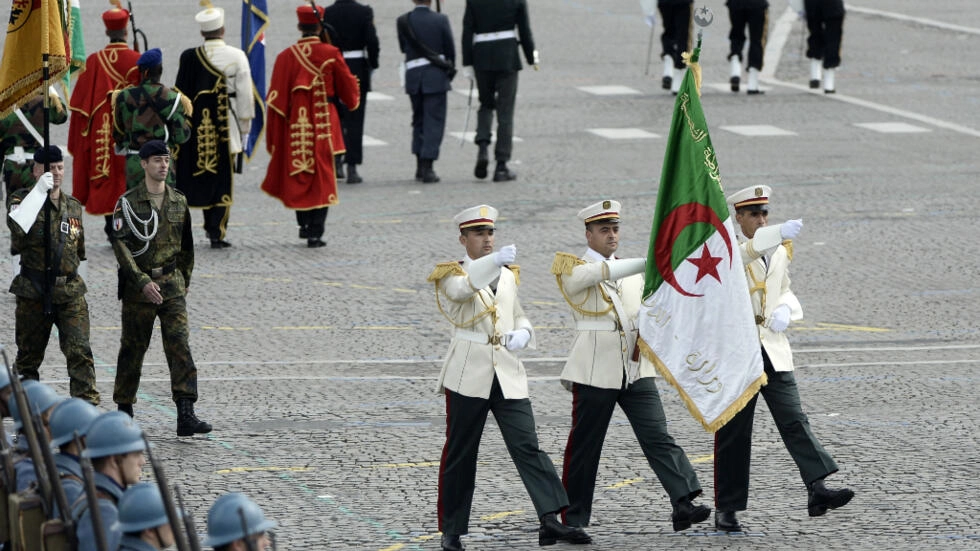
top-left (0, 0), bottom-right (72, 117)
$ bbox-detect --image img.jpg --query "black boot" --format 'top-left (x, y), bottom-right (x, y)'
top-left (807, 479), bottom-right (854, 517)
top-left (474, 143), bottom-right (489, 179)
top-left (346, 164), bottom-right (362, 184)
top-left (492, 161), bottom-right (516, 182)
top-left (672, 496), bottom-right (711, 531)
top-left (335, 156), bottom-right (345, 179)
top-left (117, 403), bottom-right (134, 418)
top-left (307, 237), bottom-right (326, 248)
top-left (440, 533), bottom-right (464, 551)
top-left (420, 159), bottom-right (440, 183)
top-left (176, 399), bottom-right (212, 436)
top-left (538, 513), bottom-right (591, 546)
top-left (715, 510), bottom-right (743, 532)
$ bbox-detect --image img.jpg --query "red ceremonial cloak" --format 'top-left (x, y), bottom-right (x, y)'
top-left (68, 43), bottom-right (140, 215)
top-left (261, 37), bottom-right (360, 210)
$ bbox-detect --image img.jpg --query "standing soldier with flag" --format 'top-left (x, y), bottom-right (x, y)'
top-left (261, 5), bottom-right (360, 248)
top-left (323, 0), bottom-right (380, 185)
top-left (1, 88), bottom-right (68, 205)
top-left (175, 0), bottom-right (254, 249)
top-left (7, 145), bottom-right (100, 405)
top-left (460, 0), bottom-right (536, 182)
top-left (552, 200), bottom-right (710, 534)
top-left (112, 48), bottom-right (192, 190)
top-left (713, 186), bottom-right (854, 532)
top-left (68, 4), bottom-right (141, 237)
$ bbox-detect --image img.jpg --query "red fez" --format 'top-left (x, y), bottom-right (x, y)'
top-left (297, 5), bottom-right (323, 26)
top-left (102, 8), bottom-right (129, 31)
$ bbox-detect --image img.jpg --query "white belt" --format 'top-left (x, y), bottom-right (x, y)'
top-left (473, 30), bottom-right (517, 43)
top-left (576, 320), bottom-right (620, 331)
top-left (405, 58), bottom-right (431, 70)
top-left (343, 49), bottom-right (366, 59)
top-left (454, 329), bottom-right (503, 345)
top-left (3, 147), bottom-right (32, 165)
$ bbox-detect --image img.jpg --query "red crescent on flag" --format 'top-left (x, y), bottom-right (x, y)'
top-left (654, 202), bottom-right (733, 297)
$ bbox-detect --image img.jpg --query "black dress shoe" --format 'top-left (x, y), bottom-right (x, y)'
top-left (346, 164), bottom-right (362, 184)
top-left (823, 88), bottom-right (836, 94)
top-left (307, 238), bottom-right (326, 248)
top-left (809, 79), bottom-right (820, 89)
top-left (730, 75), bottom-right (740, 92)
top-left (492, 163), bottom-right (516, 182)
top-left (440, 534), bottom-right (464, 551)
top-left (117, 403), bottom-right (134, 418)
top-left (715, 510), bottom-right (743, 532)
top-left (474, 144), bottom-right (489, 179)
top-left (746, 89), bottom-right (765, 95)
top-left (662, 75), bottom-right (672, 90)
top-left (210, 239), bottom-right (232, 249)
top-left (672, 498), bottom-right (711, 531)
top-left (538, 513), bottom-right (592, 546)
top-left (420, 159), bottom-right (440, 183)
top-left (808, 480), bottom-right (854, 517)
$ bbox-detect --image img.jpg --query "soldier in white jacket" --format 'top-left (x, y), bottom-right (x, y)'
top-left (427, 205), bottom-right (591, 551)
top-left (713, 186), bottom-right (854, 532)
top-left (552, 200), bottom-right (709, 533)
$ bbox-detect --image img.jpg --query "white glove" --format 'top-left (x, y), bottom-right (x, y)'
top-left (37, 172), bottom-right (54, 192)
top-left (504, 328), bottom-right (531, 351)
top-left (532, 50), bottom-right (540, 65)
top-left (780, 218), bottom-right (803, 240)
top-left (494, 244), bottom-right (517, 267)
top-left (769, 304), bottom-right (791, 333)
top-left (461, 65), bottom-right (474, 81)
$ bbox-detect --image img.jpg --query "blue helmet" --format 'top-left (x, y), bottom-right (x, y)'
top-left (8, 380), bottom-right (64, 431)
top-left (48, 398), bottom-right (101, 447)
top-left (113, 483), bottom-right (170, 533)
top-left (82, 411), bottom-right (146, 459)
top-left (203, 493), bottom-right (277, 547)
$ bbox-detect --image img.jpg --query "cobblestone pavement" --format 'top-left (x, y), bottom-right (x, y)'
top-left (2, 0), bottom-right (979, 549)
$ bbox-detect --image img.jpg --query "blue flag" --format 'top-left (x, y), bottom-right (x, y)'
top-left (241, 0), bottom-right (267, 159)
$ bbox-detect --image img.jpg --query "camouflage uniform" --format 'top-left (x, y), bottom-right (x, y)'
top-left (111, 81), bottom-right (192, 190)
top-left (1, 94), bottom-right (68, 203)
top-left (7, 188), bottom-right (100, 404)
top-left (110, 183), bottom-right (197, 405)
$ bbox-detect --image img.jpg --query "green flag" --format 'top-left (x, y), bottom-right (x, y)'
top-left (63, 0), bottom-right (85, 93)
top-left (637, 39), bottom-right (765, 432)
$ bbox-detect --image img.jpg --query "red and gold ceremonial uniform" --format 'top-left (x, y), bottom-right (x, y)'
top-left (67, 10), bottom-right (140, 216)
top-left (261, 35), bottom-right (360, 210)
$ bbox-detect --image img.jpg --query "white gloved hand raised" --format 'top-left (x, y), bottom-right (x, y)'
top-left (780, 218), bottom-right (803, 240)
top-left (461, 65), bottom-right (474, 81)
top-left (37, 172), bottom-right (54, 192)
top-left (504, 328), bottom-right (531, 351)
top-left (494, 244), bottom-right (517, 267)
top-left (769, 304), bottom-right (792, 333)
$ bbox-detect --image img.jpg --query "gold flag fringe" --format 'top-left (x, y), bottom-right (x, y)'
top-left (681, 51), bottom-right (702, 98)
top-left (638, 337), bottom-right (767, 432)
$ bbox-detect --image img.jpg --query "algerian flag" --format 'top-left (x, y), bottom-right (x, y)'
top-left (637, 38), bottom-right (765, 432)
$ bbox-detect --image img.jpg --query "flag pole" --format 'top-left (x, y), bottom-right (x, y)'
top-left (41, 0), bottom-right (53, 317)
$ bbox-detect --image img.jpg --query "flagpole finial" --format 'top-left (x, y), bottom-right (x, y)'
top-left (693, 5), bottom-right (713, 43)
top-left (109, 0), bottom-right (122, 9)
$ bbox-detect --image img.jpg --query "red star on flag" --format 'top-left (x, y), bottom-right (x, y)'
top-left (686, 244), bottom-right (722, 284)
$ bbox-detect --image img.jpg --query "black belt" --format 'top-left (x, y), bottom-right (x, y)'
top-left (142, 261), bottom-right (177, 279)
top-left (19, 266), bottom-right (77, 286)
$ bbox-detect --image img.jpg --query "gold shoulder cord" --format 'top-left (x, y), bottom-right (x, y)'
top-left (428, 263), bottom-right (497, 329)
top-left (551, 253), bottom-right (613, 317)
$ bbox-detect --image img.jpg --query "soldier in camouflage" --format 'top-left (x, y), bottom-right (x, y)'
top-left (1, 89), bottom-right (68, 205)
top-left (110, 140), bottom-right (211, 437)
top-left (112, 48), bottom-right (192, 190)
top-left (6, 145), bottom-right (100, 405)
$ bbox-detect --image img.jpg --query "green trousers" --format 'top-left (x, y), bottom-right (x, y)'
top-left (713, 347), bottom-right (839, 512)
top-left (561, 377), bottom-right (701, 527)
top-left (438, 376), bottom-right (568, 535)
